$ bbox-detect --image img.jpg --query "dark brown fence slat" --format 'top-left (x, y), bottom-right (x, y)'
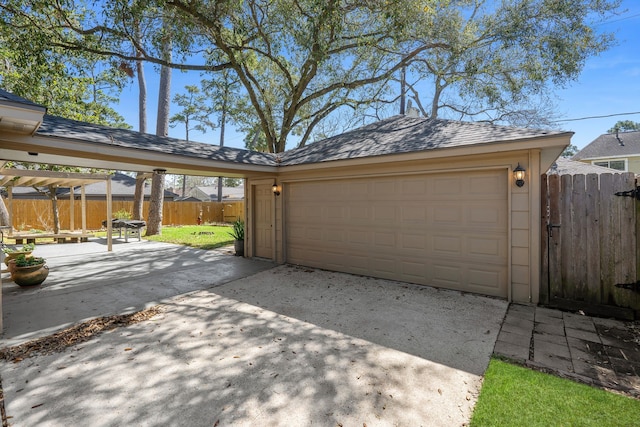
top-left (560, 174), bottom-right (574, 299)
top-left (585, 174), bottom-right (600, 303)
top-left (599, 174), bottom-right (615, 304)
top-left (572, 174), bottom-right (587, 298)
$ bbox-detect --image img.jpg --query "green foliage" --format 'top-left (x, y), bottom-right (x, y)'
top-left (2, 243), bottom-right (35, 254)
top-left (0, 0), bottom-right (622, 149)
top-left (471, 358), bottom-right (640, 427)
top-left (608, 120), bottom-right (640, 133)
top-left (403, 0), bottom-right (620, 126)
top-left (228, 219), bottom-right (245, 241)
top-left (561, 144), bottom-right (579, 158)
top-left (223, 178), bottom-right (242, 187)
top-left (169, 84), bottom-right (216, 141)
top-left (113, 209), bottom-right (132, 220)
top-left (13, 254), bottom-right (45, 267)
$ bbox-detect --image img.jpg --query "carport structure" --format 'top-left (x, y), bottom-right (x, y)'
top-left (0, 89), bottom-right (571, 307)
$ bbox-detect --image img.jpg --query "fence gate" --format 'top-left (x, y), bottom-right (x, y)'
top-left (541, 172), bottom-right (640, 319)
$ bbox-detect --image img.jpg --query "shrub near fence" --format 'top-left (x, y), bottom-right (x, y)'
top-left (8, 200), bottom-right (245, 231)
top-left (541, 172), bottom-right (640, 317)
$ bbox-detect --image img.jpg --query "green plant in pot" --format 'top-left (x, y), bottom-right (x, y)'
top-left (9, 254), bottom-right (48, 287)
top-left (3, 243), bottom-right (36, 266)
top-left (228, 219), bottom-right (245, 256)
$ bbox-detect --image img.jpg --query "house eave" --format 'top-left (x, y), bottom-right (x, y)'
top-left (0, 134), bottom-right (278, 177)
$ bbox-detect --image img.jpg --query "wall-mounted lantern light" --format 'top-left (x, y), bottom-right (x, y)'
top-left (153, 168), bottom-right (167, 175)
top-left (513, 163), bottom-right (526, 187)
top-left (272, 181), bottom-right (281, 196)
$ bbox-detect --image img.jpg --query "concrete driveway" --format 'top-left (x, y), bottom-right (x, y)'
top-left (0, 240), bottom-right (508, 426)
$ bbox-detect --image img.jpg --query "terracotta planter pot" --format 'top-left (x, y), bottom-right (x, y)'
top-left (9, 261), bottom-right (49, 287)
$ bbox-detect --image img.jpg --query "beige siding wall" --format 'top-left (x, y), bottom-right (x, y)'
top-left (627, 156), bottom-right (640, 174)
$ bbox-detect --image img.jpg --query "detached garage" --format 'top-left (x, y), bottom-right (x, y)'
top-left (246, 115), bottom-right (571, 304)
top-left (0, 90), bottom-right (571, 306)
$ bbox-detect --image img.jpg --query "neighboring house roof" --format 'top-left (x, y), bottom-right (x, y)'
top-left (573, 131), bottom-right (640, 160)
top-left (10, 172), bottom-right (178, 200)
top-left (37, 114), bottom-right (275, 166)
top-left (547, 157), bottom-right (621, 175)
top-left (195, 186), bottom-right (245, 200)
top-left (279, 115), bottom-right (570, 166)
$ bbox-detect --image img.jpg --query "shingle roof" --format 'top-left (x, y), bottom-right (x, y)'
top-left (573, 131), bottom-right (640, 160)
top-left (37, 115), bottom-right (275, 166)
top-left (547, 157), bottom-right (620, 175)
top-left (279, 115), bottom-right (569, 165)
top-left (0, 89), bottom-right (47, 112)
top-left (32, 114), bottom-right (569, 168)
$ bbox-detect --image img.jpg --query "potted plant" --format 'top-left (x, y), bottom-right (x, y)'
top-left (228, 219), bottom-right (245, 256)
top-left (8, 254), bottom-right (48, 287)
top-left (3, 243), bottom-right (36, 266)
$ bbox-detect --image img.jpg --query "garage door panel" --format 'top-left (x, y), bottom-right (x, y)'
top-left (432, 235), bottom-right (462, 255)
top-left (401, 234), bottom-right (426, 250)
top-left (401, 206), bottom-right (428, 222)
top-left (285, 170), bottom-right (508, 297)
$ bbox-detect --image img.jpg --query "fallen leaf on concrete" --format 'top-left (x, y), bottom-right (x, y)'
top-left (438, 388), bottom-right (443, 395)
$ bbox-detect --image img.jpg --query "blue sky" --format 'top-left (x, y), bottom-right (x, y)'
top-left (112, 1), bottom-right (640, 152)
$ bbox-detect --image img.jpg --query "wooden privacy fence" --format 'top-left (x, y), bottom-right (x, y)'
top-left (8, 200), bottom-right (245, 231)
top-left (541, 172), bottom-right (640, 318)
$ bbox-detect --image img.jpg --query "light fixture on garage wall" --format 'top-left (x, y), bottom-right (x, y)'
top-left (513, 163), bottom-right (526, 187)
top-left (272, 181), bottom-right (281, 196)
top-left (153, 168), bottom-right (167, 175)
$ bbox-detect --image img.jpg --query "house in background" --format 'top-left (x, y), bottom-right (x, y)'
top-left (10, 171), bottom-right (179, 201)
top-left (189, 185), bottom-right (245, 201)
top-left (547, 157), bottom-right (621, 175)
top-left (573, 130), bottom-right (640, 173)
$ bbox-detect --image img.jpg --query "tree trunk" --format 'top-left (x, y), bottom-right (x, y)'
top-left (48, 185), bottom-right (60, 234)
top-left (0, 195), bottom-right (10, 227)
top-left (145, 172), bottom-right (165, 235)
top-left (132, 173), bottom-right (145, 220)
top-left (217, 107), bottom-right (226, 202)
top-left (146, 34), bottom-right (172, 236)
top-left (132, 23), bottom-right (147, 221)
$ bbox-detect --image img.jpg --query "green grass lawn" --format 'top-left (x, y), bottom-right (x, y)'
top-left (142, 225), bottom-right (235, 250)
top-left (471, 358), bottom-right (640, 427)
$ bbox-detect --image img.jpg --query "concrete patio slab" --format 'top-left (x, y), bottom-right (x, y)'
top-left (1, 239), bottom-right (275, 347)
top-left (0, 264), bottom-right (508, 426)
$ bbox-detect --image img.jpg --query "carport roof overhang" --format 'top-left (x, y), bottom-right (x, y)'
top-left (0, 133), bottom-right (278, 178)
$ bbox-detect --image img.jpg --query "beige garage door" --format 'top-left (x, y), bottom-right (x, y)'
top-left (285, 169), bottom-right (508, 297)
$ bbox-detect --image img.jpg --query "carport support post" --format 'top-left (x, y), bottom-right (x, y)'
top-left (107, 175), bottom-right (112, 251)
top-left (81, 185), bottom-right (87, 233)
top-left (69, 185), bottom-right (75, 231)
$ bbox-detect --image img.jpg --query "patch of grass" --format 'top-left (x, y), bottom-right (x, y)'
top-left (143, 225), bottom-right (235, 250)
top-left (471, 358), bottom-right (640, 427)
